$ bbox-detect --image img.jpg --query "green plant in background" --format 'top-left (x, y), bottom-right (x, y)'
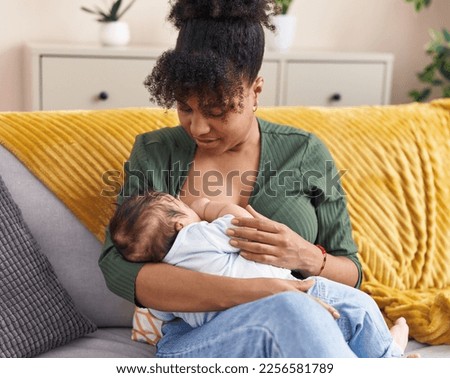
top-left (405, 0), bottom-right (450, 101)
top-left (274, 0), bottom-right (294, 15)
top-left (405, 0), bottom-right (432, 12)
top-left (409, 30), bottom-right (450, 101)
top-left (81, 0), bottom-right (136, 22)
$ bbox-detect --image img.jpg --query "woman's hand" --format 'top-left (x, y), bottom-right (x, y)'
top-left (226, 205), bottom-right (323, 276)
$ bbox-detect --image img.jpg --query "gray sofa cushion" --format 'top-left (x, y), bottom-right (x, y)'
top-left (38, 328), bottom-right (155, 358)
top-left (0, 146), bottom-right (134, 328)
top-left (0, 174), bottom-right (96, 357)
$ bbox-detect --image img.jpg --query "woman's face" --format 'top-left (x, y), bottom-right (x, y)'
top-left (177, 78), bottom-right (263, 154)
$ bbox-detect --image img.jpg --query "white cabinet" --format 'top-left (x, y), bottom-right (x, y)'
top-left (285, 62), bottom-right (387, 106)
top-left (25, 44), bottom-right (393, 111)
top-left (40, 56), bottom-right (154, 110)
top-left (25, 44), bottom-right (165, 111)
top-left (262, 50), bottom-right (393, 107)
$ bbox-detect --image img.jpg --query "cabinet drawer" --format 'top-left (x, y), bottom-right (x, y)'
top-left (285, 62), bottom-right (387, 107)
top-left (41, 56), bottom-right (155, 110)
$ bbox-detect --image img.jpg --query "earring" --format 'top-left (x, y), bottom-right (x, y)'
top-left (252, 103), bottom-right (258, 112)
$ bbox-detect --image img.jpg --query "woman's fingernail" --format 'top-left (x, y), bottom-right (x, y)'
top-left (226, 229), bottom-right (235, 236)
top-left (231, 218), bottom-right (239, 225)
top-left (229, 239), bottom-right (238, 246)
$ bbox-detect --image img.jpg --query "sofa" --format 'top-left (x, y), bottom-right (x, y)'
top-left (0, 100), bottom-right (449, 358)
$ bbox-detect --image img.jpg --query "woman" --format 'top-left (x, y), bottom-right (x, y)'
top-left (99, 0), bottom-right (405, 357)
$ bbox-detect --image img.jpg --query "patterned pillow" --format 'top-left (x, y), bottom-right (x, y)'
top-left (132, 307), bottom-right (163, 346)
top-left (0, 175), bottom-right (96, 357)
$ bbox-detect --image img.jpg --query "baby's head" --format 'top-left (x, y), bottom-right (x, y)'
top-left (109, 190), bottom-right (201, 263)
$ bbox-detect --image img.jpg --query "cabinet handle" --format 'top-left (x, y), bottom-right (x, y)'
top-left (329, 93), bottom-right (342, 102)
top-left (98, 91), bottom-right (109, 101)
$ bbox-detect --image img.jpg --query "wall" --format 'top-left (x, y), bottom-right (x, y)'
top-left (1, 0), bottom-right (449, 111)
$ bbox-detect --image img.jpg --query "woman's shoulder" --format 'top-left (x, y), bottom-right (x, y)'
top-left (258, 118), bottom-right (333, 167)
top-left (258, 118), bottom-right (311, 138)
top-left (136, 126), bottom-right (193, 149)
top-left (128, 126), bottom-right (195, 167)
top-left (258, 117), bottom-right (326, 152)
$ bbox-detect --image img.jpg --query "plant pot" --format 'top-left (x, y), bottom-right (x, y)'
top-left (267, 14), bottom-right (297, 51)
top-left (99, 21), bottom-right (130, 47)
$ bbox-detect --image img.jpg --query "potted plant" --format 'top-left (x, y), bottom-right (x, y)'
top-left (267, 0), bottom-right (296, 51)
top-left (81, 0), bottom-right (137, 46)
top-left (404, 0), bottom-right (450, 101)
top-left (409, 29), bottom-right (450, 101)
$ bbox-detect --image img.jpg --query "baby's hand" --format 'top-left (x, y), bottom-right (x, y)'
top-left (312, 296), bottom-right (340, 320)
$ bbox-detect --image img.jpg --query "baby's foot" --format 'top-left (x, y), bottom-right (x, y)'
top-left (389, 317), bottom-right (409, 353)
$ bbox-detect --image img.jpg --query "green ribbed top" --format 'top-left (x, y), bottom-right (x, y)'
top-left (98, 118), bottom-right (362, 304)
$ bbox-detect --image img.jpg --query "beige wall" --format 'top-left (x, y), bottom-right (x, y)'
top-left (1, 0), bottom-right (449, 111)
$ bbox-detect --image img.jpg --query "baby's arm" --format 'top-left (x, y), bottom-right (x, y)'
top-left (190, 198), bottom-right (252, 222)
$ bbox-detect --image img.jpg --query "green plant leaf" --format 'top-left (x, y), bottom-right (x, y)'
top-left (408, 90), bottom-right (419, 101)
top-left (442, 86), bottom-right (450, 97)
top-left (109, 0), bottom-right (122, 20)
top-left (81, 0), bottom-right (135, 22)
top-left (80, 7), bottom-right (97, 14)
top-left (95, 6), bottom-right (109, 19)
top-left (275, 0), bottom-right (293, 15)
top-left (432, 79), bottom-right (444, 86)
top-left (405, 0), bottom-right (432, 12)
top-left (409, 88), bottom-right (431, 102)
top-left (417, 63), bottom-right (437, 84)
top-left (438, 59), bottom-right (450, 81)
top-left (443, 29), bottom-right (450, 42)
top-left (117, 0), bottom-right (136, 19)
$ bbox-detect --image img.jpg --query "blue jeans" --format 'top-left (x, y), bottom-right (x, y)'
top-left (308, 277), bottom-right (402, 358)
top-left (156, 278), bottom-right (402, 358)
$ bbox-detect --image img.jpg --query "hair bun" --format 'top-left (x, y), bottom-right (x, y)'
top-left (168, 0), bottom-right (276, 29)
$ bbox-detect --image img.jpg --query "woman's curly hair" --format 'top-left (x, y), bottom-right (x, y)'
top-left (144, 0), bottom-right (278, 117)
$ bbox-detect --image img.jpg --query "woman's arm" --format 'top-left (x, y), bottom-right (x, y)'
top-left (137, 263), bottom-right (340, 319)
top-left (135, 262), bottom-right (314, 311)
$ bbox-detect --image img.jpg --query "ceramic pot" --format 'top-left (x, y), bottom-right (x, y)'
top-left (267, 14), bottom-right (297, 51)
top-left (99, 21), bottom-right (130, 47)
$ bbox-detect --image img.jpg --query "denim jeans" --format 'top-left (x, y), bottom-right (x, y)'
top-left (156, 278), bottom-right (402, 358)
top-left (308, 277), bottom-right (402, 358)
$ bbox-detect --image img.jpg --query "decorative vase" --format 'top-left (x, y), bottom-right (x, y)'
top-left (267, 14), bottom-right (297, 51)
top-left (99, 21), bottom-right (130, 47)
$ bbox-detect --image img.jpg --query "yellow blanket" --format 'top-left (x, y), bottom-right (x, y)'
top-left (0, 100), bottom-right (449, 345)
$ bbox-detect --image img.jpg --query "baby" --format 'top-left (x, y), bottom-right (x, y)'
top-left (110, 191), bottom-right (295, 283)
top-left (109, 190), bottom-right (410, 358)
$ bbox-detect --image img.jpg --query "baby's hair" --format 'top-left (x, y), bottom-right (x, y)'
top-left (144, 0), bottom-right (277, 118)
top-left (109, 190), bottom-right (185, 263)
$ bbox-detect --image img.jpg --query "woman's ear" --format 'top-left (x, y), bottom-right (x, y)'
top-left (174, 222), bottom-right (184, 232)
top-left (252, 76), bottom-right (264, 104)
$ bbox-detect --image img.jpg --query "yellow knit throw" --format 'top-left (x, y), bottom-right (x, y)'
top-left (0, 100), bottom-right (449, 345)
